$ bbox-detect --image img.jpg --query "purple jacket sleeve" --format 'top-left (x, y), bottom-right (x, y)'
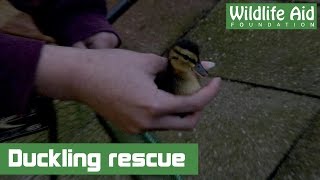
top-left (9, 0), bottom-right (121, 46)
top-left (1, 0), bottom-right (121, 116)
top-left (0, 33), bottom-right (44, 116)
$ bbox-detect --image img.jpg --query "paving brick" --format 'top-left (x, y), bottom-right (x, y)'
top-left (274, 113), bottom-right (320, 179)
top-left (156, 81), bottom-right (320, 179)
top-left (184, 0), bottom-right (320, 96)
top-left (54, 101), bottom-right (111, 143)
top-left (113, 0), bottom-right (218, 54)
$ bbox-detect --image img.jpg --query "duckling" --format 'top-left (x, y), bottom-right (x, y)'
top-left (155, 39), bottom-right (208, 95)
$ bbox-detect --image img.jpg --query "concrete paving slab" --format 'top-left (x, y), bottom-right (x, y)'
top-left (113, 0), bottom-right (218, 54)
top-left (274, 113), bottom-right (320, 180)
top-left (156, 80), bottom-right (320, 179)
top-left (184, 0), bottom-right (320, 96)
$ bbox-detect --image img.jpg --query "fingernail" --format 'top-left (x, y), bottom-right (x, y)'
top-left (207, 62), bottom-right (215, 69)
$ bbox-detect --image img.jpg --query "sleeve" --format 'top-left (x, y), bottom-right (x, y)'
top-left (0, 33), bottom-right (44, 116)
top-left (8, 0), bottom-right (121, 46)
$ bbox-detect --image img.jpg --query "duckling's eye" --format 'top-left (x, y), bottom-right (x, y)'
top-left (187, 58), bottom-right (197, 64)
top-left (171, 56), bottom-right (179, 60)
top-left (173, 49), bottom-right (197, 64)
top-left (182, 55), bottom-right (197, 64)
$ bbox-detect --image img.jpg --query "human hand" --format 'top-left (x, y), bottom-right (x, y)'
top-left (72, 32), bottom-right (119, 49)
top-left (36, 46), bottom-right (221, 133)
top-left (74, 49), bottom-right (221, 133)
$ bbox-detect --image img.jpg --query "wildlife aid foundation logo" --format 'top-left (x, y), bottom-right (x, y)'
top-left (226, 3), bottom-right (317, 29)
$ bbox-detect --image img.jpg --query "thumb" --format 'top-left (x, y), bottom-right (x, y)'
top-left (73, 41), bottom-right (87, 49)
top-left (148, 54), bottom-right (168, 73)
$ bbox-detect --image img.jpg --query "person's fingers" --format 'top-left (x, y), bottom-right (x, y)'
top-left (85, 32), bottom-right (119, 49)
top-left (155, 77), bottom-right (222, 114)
top-left (73, 41), bottom-right (86, 49)
top-left (87, 40), bottom-right (114, 49)
top-left (149, 111), bottom-right (202, 130)
top-left (201, 61), bottom-right (215, 70)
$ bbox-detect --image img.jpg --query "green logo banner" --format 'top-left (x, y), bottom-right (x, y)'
top-left (226, 3), bottom-right (317, 29)
top-left (0, 144), bottom-right (198, 175)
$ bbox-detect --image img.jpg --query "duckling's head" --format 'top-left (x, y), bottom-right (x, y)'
top-left (168, 40), bottom-right (208, 77)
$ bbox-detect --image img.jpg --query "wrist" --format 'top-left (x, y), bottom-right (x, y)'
top-left (35, 45), bottom-right (86, 101)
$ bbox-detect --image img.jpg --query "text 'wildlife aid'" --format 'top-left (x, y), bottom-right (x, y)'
top-left (226, 3), bottom-right (317, 29)
top-left (0, 144), bottom-right (198, 175)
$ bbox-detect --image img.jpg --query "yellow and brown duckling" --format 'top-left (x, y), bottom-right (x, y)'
top-left (155, 39), bottom-right (208, 95)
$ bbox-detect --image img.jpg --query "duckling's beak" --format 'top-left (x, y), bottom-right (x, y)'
top-left (193, 62), bottom-right (208, 77)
